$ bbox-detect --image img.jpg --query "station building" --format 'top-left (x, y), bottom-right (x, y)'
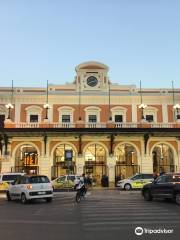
top-left (0, 61), bottom-right (180, 186)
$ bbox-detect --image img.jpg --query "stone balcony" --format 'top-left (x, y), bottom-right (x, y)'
top-left (3, 121), bottom-right (180, 129)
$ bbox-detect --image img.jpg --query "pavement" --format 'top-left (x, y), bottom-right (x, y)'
top-left (0, 189), bottom-right (180, 240)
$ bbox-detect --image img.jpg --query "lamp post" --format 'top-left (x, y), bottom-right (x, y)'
top-left (43, 80), bottom-right (50, 120)
top-left (138, 80), bottom-right (147, 121)
top-left (138, 103), bottom-right (147, 120)
top-left (173, 104), bottom-right (180, 121)
top-left (5, 103), bottom-right (14, 119)
top-left (5, 80), bottom-right (14, 121)
top-left (78, 83), bottom-right (81, 121)
top-left (43, 103), bottom-right (50, 120)
top-left (172, 81), bottom-right (180, 121)
top-left (108, 80), bottom-right (112, 121)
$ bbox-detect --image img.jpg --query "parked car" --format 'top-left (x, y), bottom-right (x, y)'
top-left (116, 173), bottom-right (154, 190)
top-left (142, 173), bottom-right (180, 205)
top-left (52, 175), bottom-right (81, 190)
top-left (0, 172), bottom-right (25, 191)
top-left (6, 175), bottom-right (53, 203)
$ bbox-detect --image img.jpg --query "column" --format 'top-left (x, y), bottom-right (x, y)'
top-left (38, 140), bottom-right (51, 178)
top-left (141, 154), bottom-right (153, 173)
top-left (76, 156), bottom-right (84, 175)
top-left (1, 149), bottom-right (11, 173)
top-left (39, 156), bottom-right (51, 179)
top-left (107, 156), bottom-right (116, 187)
top-left (1, 138), bottom-right (12, 172)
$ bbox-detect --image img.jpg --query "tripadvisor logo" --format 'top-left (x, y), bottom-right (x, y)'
top-left (135, 227), bottom-right (143, 236)
top-left (135, 227), bottom-right (174, 235)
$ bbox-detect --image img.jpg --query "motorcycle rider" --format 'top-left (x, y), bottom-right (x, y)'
top-left (74, 173), bottom-right (86, 195)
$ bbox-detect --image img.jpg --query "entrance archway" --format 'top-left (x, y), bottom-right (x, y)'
top-left (84, 143), bottom-right (107, 185)
top-left (52, 144), bottom-right (76, 178)
top-left (114, 143), bottom-right (139, 181)
top-left (152, 143), bottom-right (175, 174)
top-left (14, 144), bottom-right (39, 174)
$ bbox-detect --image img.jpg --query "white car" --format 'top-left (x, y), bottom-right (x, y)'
top-left (116, 173), bottom-right (154, 190)
top-left (0, 172), bottom-right (25, 191)
top-left (7, 175), bottom-right (53, 203)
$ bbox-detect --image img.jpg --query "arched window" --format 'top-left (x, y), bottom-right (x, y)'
top-left (152, 144), bottom-right (174, 173)
top-left (14, 144), bottom-right (39, 174)
top-left (52, 144), bottom-right (76, 177)
top-left (84, 144), bottom-right (106, 163)
top-left (114, 143), bottom-right (139, 179)
top-left (84, 143), bottom-right (107, 185)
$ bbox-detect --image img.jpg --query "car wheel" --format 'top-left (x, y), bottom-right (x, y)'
top-left (124, 183), bottom-right (131, 191)
top-left (6, 191), bottom-right (11, 201)
top-left (46, 197), bottom-right (52, 203)
top-left (175, 193), bottom-right (180, 205)
top-left (21, 193), bottom-right (27, 204)
top-left (143, 190), bottom-right (153, 201)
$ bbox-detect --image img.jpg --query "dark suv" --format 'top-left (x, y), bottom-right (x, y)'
top-left (142, 173), bottom-right (180, 205)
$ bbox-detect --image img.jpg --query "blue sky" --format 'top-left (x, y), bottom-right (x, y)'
top-left (0, 0), bottom-right (180, 88)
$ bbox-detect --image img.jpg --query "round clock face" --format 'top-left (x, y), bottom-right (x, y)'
top-left (87, 76), bottom-right (98, 87)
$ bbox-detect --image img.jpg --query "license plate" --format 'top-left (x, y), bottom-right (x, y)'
top-left (38, 191), bottom-right (46, 195)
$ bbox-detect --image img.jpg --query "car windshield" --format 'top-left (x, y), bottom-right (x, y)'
top-left (131, 175), bottom-right (142, 181)
top-left (2, 175), bottom-right (21, 182)
top-left (29, 176), bottom-right (50, 184)
top-left (57, 176), bottom-right (66, 182)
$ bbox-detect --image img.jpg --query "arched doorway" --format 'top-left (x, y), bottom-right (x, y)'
top-left (84, 143), bottom-right (107, 185)
top-left (152, 143), bottom-right (175, 174)
top-left (115, 143), bottom-right (139, 181)
top-left (14, 144), bottom-right (39, 174)
top-left (52, 144), bottom-right (76, 178)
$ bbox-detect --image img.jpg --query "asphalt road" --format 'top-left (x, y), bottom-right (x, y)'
top-left (0, 190), bottom-right (180, 240)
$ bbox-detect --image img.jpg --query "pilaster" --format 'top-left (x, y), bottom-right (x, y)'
top-left (1, 156), bottom-right (12, 172)
top-left (107, 156), bottom-right (116, 186)
top-left (38, 156), bottom-right (51, 179)
top-left (141, 154), bottom-right (153, 173)
top-left (75, 156), bottom-right (84, 175)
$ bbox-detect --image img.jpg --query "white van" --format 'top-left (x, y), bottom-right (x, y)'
top-left (0, 172), bottom-right (25, 191)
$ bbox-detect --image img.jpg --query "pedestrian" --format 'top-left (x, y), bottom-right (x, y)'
top-left (86, 174), bottom-right (92, 187)
top-left (153, 172), bottom-right (159, 180)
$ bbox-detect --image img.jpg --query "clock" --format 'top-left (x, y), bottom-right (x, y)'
top-left (87, 76), bottom-right (98, 87)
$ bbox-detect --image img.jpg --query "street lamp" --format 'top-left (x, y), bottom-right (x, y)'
top-left (138, 103), bottom-right (147, 120)
top-left (5, 80), bottom-right (14, 120)
top-left (108, 80), bottom-right (112, 121)
top-left (173, 103), bottom-right (180, 121)
top-left (131, 151), bottom-right (135, 165)
top-left (138, 80), bottom-right (147, 121)
top-left (44, 80), bottom-right (50, 120)
top-left (78, 83), bottom-right (81, 121)
top-left (43, 103), bottom-right (50, 120)
top-left (5, 103), bottom-right (14, 119)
